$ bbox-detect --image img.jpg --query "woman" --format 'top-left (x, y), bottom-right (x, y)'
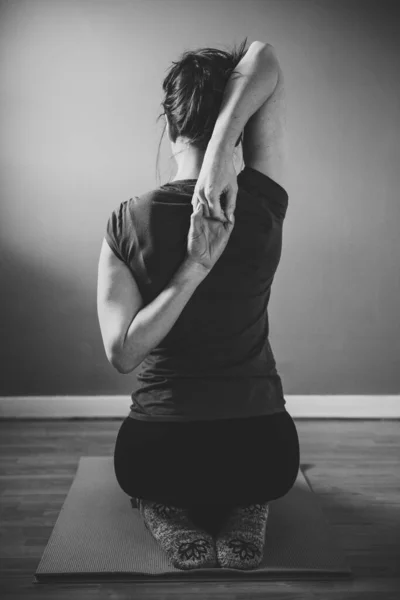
top-left (97, 39), bottom-right (300, 571)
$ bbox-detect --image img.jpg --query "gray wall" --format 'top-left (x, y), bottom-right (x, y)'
top-left (1, 0), bottom-right (399, 397)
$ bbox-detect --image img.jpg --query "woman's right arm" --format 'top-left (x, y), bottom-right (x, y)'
top-left (193, 41), bottom-right (282, 221)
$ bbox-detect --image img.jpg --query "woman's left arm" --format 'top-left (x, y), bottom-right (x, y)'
top-left (97, 238), bottom-right (208, 374)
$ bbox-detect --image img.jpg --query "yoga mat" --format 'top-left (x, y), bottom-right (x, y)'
top-left (34, 457), bottom-right (352, 583)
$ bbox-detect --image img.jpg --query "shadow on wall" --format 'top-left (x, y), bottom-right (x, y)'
top-left (0, 243), bottom-right (138, 396)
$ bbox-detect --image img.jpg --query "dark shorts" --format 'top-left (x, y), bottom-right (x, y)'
top-left (113, 409), bottom-right (300, 508)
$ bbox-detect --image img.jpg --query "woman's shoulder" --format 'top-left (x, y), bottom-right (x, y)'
top-left (237, 166), bottom-right (288, 221)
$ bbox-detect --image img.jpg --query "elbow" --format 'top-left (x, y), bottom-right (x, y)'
top-left (251, 41), bottom-right (275, 54)
top-left (252, 41), bottom-right (279, 67)
top-left (111, 358), bottom-right (130, 375)
top-left (109, 346), bottom-right (136, 375)
top-left (255, 42), bottom-right (280, 90)
top-left (111, 358), bottom-right (135, 375)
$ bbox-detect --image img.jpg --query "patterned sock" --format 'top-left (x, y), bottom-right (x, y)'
top-left (137, 498), bottom-right (217, 570)
top-left (216, 502), bottom-right (270, 570)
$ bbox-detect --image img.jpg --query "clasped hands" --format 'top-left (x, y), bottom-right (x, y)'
top-left (186, 146), bottom-right (238, 273)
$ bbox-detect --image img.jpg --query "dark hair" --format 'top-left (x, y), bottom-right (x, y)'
top-left (155, 38), bottom-right (249, 184)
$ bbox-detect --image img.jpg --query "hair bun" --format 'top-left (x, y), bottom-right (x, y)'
top-left (185, 54), bottom-right (202, 70)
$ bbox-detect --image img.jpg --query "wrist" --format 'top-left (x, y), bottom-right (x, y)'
top-left (182, 258), bottom-right (211, 280)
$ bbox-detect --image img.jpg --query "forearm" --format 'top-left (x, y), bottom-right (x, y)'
top-left (115, 260), bottom-right (208, 374)
top-left (210, 42), bottom-right (280, 153)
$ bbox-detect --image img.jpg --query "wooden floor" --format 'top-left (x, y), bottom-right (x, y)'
top-left (0, 419), bottom-right (399, 599)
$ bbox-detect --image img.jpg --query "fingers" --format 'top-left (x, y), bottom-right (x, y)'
top-left (202, 186), bottom-right (237, 223)
top-left (193, 187), bottom-right (212, 215)
top-left (192, 192), bottom-right (210, 218)
top-left (192, 185), bottom-right (238, 223)
top-left (188, 205), bottom-right (204, 247)
top-left (226, 212), bottom-right (235, 228)
top-left (224, 185), bottom-right (238, 223)
top-left (207, 191), bottom-right (226, 222)
top-left (190, 201), bottom-right (203, 225)
top-left (193, 202), bottom-right (203, 215)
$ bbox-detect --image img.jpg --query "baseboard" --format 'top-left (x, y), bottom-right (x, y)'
top-left (0, 395), bottom-right (399, 419)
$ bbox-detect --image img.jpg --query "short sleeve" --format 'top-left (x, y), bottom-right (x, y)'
top-left (237, 166), bottom-right (289, 221)
top-left (104, 200), bottom-right (134, 264)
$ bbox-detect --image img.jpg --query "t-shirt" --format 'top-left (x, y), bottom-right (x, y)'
top-left (105, 166), bottom-right (289, 422)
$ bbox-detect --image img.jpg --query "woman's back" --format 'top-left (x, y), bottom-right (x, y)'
top-left (105, 165), bottom-right (288, 422)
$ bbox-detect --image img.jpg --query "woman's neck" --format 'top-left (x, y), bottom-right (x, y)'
top-left (171, 139), bottom-right (205, 181)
